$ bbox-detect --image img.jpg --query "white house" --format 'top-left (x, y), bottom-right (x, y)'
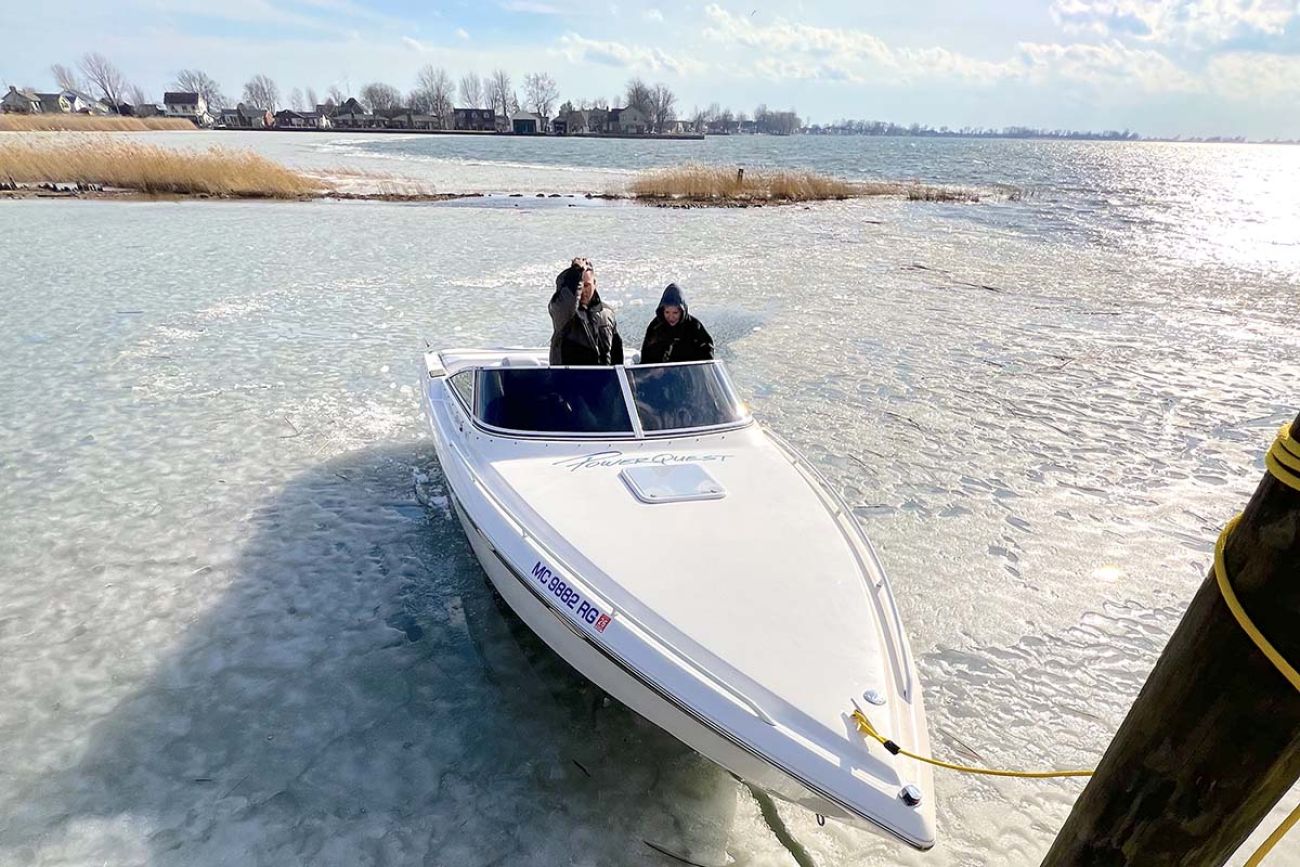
top-left (163, 91), bottom-right (211, 126)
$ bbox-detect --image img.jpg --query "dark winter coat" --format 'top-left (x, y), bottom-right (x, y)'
top-left (639, 283), bottom-right (714, 365)
top-left (548, 264), bottom-right (624, 366)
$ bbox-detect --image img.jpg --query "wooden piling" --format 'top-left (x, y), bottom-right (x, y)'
top-left (1042, 414), bottom-right (1300, 865)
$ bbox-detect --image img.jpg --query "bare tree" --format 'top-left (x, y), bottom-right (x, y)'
top-left (649, 82), bottom-right (676, 133)
top-left (242, 74), bottom-right (279, 111)
top-left (458, 73), bottom-right (484, 108)
top-left (50, 63), bottom-right (84, 92)
top-left (326, 84), bottom-right (345, 105)
top-left (624, 77), bottom-right (652, 116)
top-left (289, 88), bottom-right (306, 112)
top-left (523, 72), bottom-right (560, 118)
top-left (304, 87), bottom-right (319, 110)
top-left (79, 53), bottom-right (128, 111)
top-left (412, 66), bottom-right (454, 125)
top-left (174, 69), bottom-right (226, 111)
top-left (488, 69), bottom-right (513, 121)
top-left (359, 81), bottom-right (401, 112)
top-left (127, 84), bottom-right (150, 108)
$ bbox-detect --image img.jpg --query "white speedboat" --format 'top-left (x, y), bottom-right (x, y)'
top-left (420, 348), bottom-right (935, 849)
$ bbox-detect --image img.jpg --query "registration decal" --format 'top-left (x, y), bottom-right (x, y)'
top-left (531, 560), bottom-right (610, 633)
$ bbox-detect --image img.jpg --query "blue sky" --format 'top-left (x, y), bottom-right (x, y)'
top-left (3, 0), bottom-right (1300, 138)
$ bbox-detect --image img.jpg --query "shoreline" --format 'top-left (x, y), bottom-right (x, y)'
top-left (0, 184), bottom-right (837, 207)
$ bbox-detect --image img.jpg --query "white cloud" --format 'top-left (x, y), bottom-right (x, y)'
top-left (499, 0), bottom-right (563, 13)
top-left (643, 8), bottom-right (664, 22)
top-left (1207, 50), bottom-right (1300, 98)
top-left (455, 27), bottom-right (470, 40)
top-left (1050, 0), bottom-right (1299, 45)
top-left (401, 35), bottom-right (429, 52)
top-left (556, 33), bottom-right (703, 76)
top-left (1016, 40), bottom-right (1201, 92)
top-left (701, 5), bottom-right (1014, 84)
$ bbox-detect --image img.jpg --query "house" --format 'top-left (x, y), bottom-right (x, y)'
top-left (550, 118), bottom-right (567, 136)
top-left (36, 92), bottom-right (71, 113)
top-left (706, 119), bottom-right (740, 135)
top-left (453, 107), bottom-right (495, 131)
top-left (164, 91), bottom-right (211, 126)
top-left (219, 103), bottom-right (272, 129)
top-left (274, 109), bottom-right (310, 128)
top-left (560, 107), bottom-right (609, 135)
top-left (301, 111), bottom-right (330, 129)
top-left (739, 120), bottom-right (757, 134)
top-left (331, 99), bottom-right (382, 129)
top-left (133, 103), bottom-right (163, 118)
top-left (331, 109), bottom-right (376, 129)
top-left (510, 110), bottom-right (547, 134)
top-left (64, 90), bottom-right (108, 114)
top-left (370, 107), bottom-right (441, 130)
top-left (1, 86), bottom-right (41, 113)
top-left (608, 106), bottom-right (648, 134)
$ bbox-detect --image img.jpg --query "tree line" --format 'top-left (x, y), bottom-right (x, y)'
top-left (21, 53), bottom-right (810, 136)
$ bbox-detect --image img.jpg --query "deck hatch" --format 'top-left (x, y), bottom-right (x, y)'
top-left (620, 465), bottom-right (726, 504)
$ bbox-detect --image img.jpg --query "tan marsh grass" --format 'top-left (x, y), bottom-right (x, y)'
top-left (628, 164), bottom-right (990, 204)
top-left (0, 115), bottom-right (197, 132)
top-left (629, 165), bottom-right (856, 202)
top-left (0, 137), bottom-right (325, 198)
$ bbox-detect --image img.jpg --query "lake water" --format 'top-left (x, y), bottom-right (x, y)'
top-left (1, 132), bottom-right (1297, 866)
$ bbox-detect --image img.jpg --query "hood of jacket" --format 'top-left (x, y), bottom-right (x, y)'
top-left (656, 283), bottom-right (689, 320)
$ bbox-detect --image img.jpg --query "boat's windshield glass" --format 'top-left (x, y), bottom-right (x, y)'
top-left (626, 363), bottom-right (745, 432)
top-left (474, 367), bottom-right (633, 434)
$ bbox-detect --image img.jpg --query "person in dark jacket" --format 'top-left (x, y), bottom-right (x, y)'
top-left (548, 258), bottom-right (624, 366)
top-left (639, 283), bottom-right (714, 364)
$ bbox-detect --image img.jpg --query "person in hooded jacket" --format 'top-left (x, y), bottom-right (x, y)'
top-left (639, 283), bottom-right (714, 365)
top-left (548, 258), bottom-right (624, 366)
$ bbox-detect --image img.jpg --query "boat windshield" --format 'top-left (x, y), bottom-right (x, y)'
top-left (474, 367), bottom-right (633, 434)
top-left (626, 362), bottom-right (746, 432)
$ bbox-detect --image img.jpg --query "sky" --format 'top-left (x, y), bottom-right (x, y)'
top-left (3, 0), bottom-right (1300, 139)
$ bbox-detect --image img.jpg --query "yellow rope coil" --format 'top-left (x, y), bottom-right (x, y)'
top-left (1266, 424), bottom-right (1300, 492)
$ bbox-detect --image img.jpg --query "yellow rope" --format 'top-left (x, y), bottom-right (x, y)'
top-left (1215, 515), bottom-right (1300, 692)
top-left (849, 709), bottom-right (1093, 778)
top-left (1266, 424), bottom-right (1300, 491)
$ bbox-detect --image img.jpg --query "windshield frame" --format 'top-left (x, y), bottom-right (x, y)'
top-left (445, 359), bottom-right (752, 441)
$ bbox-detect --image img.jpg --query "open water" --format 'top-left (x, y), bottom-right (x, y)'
top-left (1, 132), bottom-right (1297, 865)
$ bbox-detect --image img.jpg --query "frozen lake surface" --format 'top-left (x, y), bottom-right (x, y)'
top-left (1, 135), bottom-right (1298, 865)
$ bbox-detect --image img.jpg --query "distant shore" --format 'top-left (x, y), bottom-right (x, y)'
top-left (220, 126), bottom-right (706, 141)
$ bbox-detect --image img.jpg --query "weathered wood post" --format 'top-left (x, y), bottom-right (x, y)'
top-left (1043, 414), bottom-right (1300, 865)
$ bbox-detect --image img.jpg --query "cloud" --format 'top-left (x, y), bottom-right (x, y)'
top-left (455, 27), bottom-right (470, 40)
top-left (1016, 40), bottom-right (1201, 92)
top-left (499, 0), bottom-right (562, 13)
top-left (643, 8), bottom-right (664, 22)
top-left (1050, 0), bottom-right (1299, 46)
top-left (1207, 50), bottom-right (1300, 98)
top-left (556, 33), bottom-right (703, 75)
top-left (701, 5), bottom-right (1014, 84)
top-left (401, 35), bottom-right (429, 52)
top-left (700, 5), bottom-right (1213, 96)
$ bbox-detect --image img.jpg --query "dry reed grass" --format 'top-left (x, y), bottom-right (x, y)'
top-left (0, 114), bottom-right (196, 132)
top-left (629, 164), bottom-right (992, 204)
top-left (629, 165), bottom-right (857, 202)
top-left (0, 137), bottom-right (324, 198)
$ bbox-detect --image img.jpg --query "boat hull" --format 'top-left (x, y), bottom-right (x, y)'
top-left (450, 495), bottom-right (909, 836)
